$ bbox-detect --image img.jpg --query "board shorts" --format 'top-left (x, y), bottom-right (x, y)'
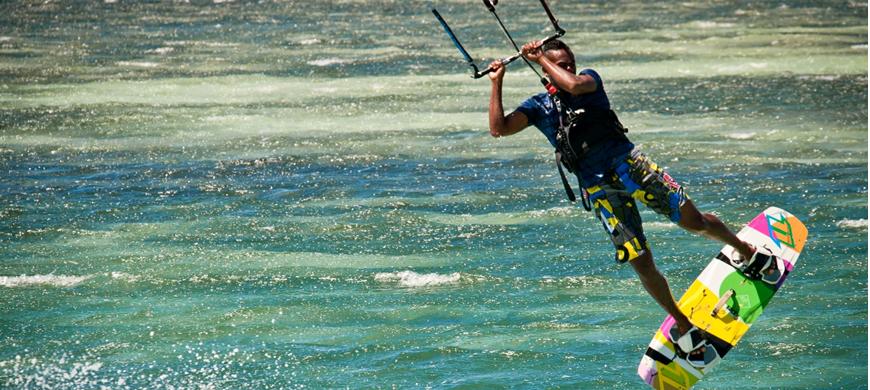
top-left (586, 149), bottom-right (689, 263)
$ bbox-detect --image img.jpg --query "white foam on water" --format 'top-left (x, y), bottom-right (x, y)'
top-left (373, 270), bottom-right (461, 287)
top-left (163, 40), bottom-right (238, 47)
top-left (423, 206), bottom-right (581, 226)
top-left (541, 274), bottom-right (639, 289)
top-left (799, 75), bottom-right (842, 81)
top-left (115, 61), bottom-right (160, 68)
top-left (0, 274), bottom-right (91, 288)
top-left (501, 350), bottom-right (519, 358)
top-left (543, 275), bottom-right (606, 287)
top-left (298, 38), bottom-right (320, 45)
top-left (726, 132), bottom-right (756, 140)
top-left (836, 219), bottom-right (868, 230)
top-left (528, 206), bottom-right (580, 218)
top-left (643, 221), bottom-right (677, 229)
top-left (109, 272), bottom-right (140, 282)
top-left (307, 58), bottom-right (350, 67)
top-left (689, 20), bottom-right (736, 29)
top-left (146, 47), bottom-right (174, 55)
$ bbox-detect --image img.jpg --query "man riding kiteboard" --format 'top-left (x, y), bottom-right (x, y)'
top-left (485, 38), bottom-right (783, 368)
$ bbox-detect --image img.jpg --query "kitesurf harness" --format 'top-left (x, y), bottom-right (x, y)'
top-left (547, 85), bottom-right (629, 210)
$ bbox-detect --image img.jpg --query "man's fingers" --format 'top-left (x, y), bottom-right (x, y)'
top-left (522, 42), bottom-right (534, 53)
top-left (521, 40), bottom-right (543, 57)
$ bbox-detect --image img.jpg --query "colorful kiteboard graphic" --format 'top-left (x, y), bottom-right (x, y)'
top-left (637, 207), bottom-right (808, 389)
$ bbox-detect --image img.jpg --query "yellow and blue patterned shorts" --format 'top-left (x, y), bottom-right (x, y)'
top-left (586, 149), bottom-right (688, 263)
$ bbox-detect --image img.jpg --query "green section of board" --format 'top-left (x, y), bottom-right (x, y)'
top-left (719, 273), bottom-right (776, 323)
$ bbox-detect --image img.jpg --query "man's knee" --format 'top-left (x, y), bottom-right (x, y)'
top-left (684, 215), bottom-right (709, 233)
top-left (629, 250), bottom-right (658, 279)
top-left (678, 202), bottom-right (710, 233)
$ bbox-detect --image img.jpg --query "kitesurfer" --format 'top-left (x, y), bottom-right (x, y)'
top-left (485, 38), bottom-right (781, 367)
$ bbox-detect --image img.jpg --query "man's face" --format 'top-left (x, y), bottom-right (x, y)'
top-left (543, 49), bottom-right (576, 74)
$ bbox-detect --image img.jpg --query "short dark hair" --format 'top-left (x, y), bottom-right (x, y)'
top-left (541, 39), bottom-right (574, 60)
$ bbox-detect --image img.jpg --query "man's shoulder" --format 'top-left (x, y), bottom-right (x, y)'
top-left (579, 68), bottom-right (601, 77)
top-left (579, 68), bottom-right (604, 83)
top-left (520, 91), bottom-right (552, 109)
top-left (526, 91), bottom-right (551, 102)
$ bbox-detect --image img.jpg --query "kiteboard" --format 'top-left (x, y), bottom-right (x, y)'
top-left (637, 207), bottom-right (808, 389)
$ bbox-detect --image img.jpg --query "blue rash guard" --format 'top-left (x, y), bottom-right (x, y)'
top-left (514, 68), bottom-right (634, 186)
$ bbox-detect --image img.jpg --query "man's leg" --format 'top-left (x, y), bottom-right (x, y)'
top-left (588, 178), bottom-right (698, 338)
top-left (620, 150), bottom-right (755, 260)
top-left (677, 199), bottom-right (754, 260)
top-left (629, 250), bottom-right (693, 335)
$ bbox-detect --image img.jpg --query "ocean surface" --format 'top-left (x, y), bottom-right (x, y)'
top-left (1, 1), bottom-right (867, 388)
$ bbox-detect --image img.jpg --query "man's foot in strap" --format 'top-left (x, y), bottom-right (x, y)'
top-left (729, 244), bottom-right (783, 285)
top-left (668, 325), bottom-right (721, 369)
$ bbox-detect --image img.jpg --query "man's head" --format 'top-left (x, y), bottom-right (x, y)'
top-left (541, 39), bottom-right (576, 74)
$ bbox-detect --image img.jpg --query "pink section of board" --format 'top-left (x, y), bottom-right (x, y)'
top-left (637, 361), bottom-right (655, 384)
top-left (747, 213), bottom-right (769, 236)
top-left (659, 315), bottom-right (676, 342)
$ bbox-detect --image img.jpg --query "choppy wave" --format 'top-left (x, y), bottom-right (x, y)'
top-left (836, 219), bottom-right (868, 230)
top-left (0, 274), bottom-right (91, 288)
top-left (373, 270), bottom-right (461, 287)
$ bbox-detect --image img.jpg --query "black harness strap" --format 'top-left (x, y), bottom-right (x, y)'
top-left (549, 87), bottom-right (592, 210)
top-left (555, 151), bottom-right (576, 202)
top-left (555, 154), bottom-right (592, 211)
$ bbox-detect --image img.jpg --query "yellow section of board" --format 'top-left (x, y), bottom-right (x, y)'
top-left (652, 359), bottom-right (696, 390)
top-left (646, 332), bottom-right (699, 390)
top-left (679, 281), bottom-right (750, 345)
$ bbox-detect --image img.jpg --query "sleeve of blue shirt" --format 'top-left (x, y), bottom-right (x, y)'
top-left (515, 95), bottom-right (542, 129)
top-left (577, 68), bottom-right (611, 110)
top-left (579, 68), bottom-right (601, 91)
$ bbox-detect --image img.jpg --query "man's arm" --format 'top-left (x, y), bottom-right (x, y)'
top-left (521, 41), bottom-right (597, 96)
top-left (488, 60), bottom-right (529, 137)
top-left (538, 58), bottom-right (596, 96)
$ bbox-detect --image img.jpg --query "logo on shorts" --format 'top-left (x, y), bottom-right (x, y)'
top-left (660, 172), bottom-right (681, 191)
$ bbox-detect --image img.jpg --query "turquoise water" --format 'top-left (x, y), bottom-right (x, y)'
top-left (1, 1), bottom-right (866, 388)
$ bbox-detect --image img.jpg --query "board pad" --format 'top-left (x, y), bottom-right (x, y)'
top-left (637, 207), bottom-right (808, 390)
